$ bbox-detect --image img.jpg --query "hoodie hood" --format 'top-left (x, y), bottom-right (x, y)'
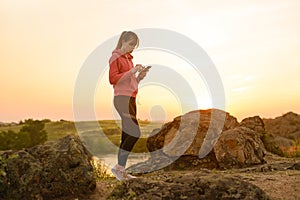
top-left (112, 49), bottom-right (133, 59)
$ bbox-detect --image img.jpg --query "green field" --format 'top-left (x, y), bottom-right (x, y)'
top-left (0, 120), bottom-right (163, 154)
top-left (74, 120), bottom-right (163, 155)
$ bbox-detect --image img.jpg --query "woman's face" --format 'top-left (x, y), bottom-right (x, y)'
top-left (121, 38), bottom-right (137, 53)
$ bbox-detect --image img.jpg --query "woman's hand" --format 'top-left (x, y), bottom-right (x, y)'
top-left (131, 64), bottom-right (144, 74)
top-left (137, 67), bottom-right (150, 81)
top-left (137, 71), bottom-right (147, 81)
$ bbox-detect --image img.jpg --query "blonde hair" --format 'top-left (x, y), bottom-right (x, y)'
top-left (115, 31), bottom-right (139, 50)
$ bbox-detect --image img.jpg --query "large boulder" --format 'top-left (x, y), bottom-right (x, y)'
top-left (147, 109), bottom-right (239, 157)
top-left (213, 116), bottom-right (267, 169)
top-left (240, 116), bottom-right (265, 138)
top-left (0, 135), bottom-right (96, 200)
top-left (129, 109), bottom-right (267, 172)
top-left (214, 127), bottom-right (266, 169)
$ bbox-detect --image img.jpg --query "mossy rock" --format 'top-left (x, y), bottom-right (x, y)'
top-left (109, 173), bottom-right (270, 200)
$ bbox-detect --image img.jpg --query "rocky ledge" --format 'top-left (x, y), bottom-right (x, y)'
top-left (0, 135), bottom-right (96, 200)
top-left (109, 172), bottom-right (270, 200)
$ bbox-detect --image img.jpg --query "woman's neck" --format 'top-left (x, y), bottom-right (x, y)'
top-left (119, 48), bottom-right (127, 54)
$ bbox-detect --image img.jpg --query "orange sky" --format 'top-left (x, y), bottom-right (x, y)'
top-left (1, 0), bottom-right (300, 122)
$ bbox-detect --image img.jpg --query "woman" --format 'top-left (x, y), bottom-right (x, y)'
top-left (109, 31), bottom-right (149, 180)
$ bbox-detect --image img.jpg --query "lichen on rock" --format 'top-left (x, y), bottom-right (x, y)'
top-left (0, 135), bottom-right (96, 200)
top-left (109, 173), bottom-right (271, 200)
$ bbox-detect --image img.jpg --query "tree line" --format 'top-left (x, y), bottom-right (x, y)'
top-left (0, 119), bottom-right (47, 150)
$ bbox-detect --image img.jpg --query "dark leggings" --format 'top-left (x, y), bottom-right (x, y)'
top-left (114, 95), bottom-right (141, 166)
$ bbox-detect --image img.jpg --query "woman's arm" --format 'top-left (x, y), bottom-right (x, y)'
top-left (109, 56), bottom-right (133, 85)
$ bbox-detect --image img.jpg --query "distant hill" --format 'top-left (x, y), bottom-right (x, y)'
top-left (0, 121), bottom-right (18, 127)
top-left (263, 112), bottom-right (300, 157)
top-left (264, 112), bottom-right (300, 139)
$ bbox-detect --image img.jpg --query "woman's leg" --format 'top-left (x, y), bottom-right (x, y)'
top-left (114, 96), bottom-right (141, 167)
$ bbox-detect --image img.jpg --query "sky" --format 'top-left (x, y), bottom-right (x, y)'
top-left (1, 0), bottom-right (300, 123)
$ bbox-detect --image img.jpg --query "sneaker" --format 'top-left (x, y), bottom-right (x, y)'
top-left (125, 173), bottom-right (137, 179)
top-left (111, 167), bottom-right (126, 181)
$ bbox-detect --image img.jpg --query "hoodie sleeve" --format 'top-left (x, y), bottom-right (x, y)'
top-left (109, 55), bottom-right (133, 85)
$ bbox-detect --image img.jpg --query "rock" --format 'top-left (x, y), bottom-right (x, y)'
top-left (263, 112), bottom-right (300, 156)
top-left (127, 150), bottom-right (174, 174)
top-left (287, 162), bottom-right (300, 170)
top-left (109, 173), bottom-right (270, 200)
top-left (0, 135), bottom-right (96, 200)
top-left (147, 109), bottom-right (239, 157)
top-left (264, 112), bottom-right (300, 139)
top-left (138, 109), bottom-right (266, 172)
top-left (261, 134), bottom-right (285, 157)
top-left (237, 161), bottom-right (300, 172)
top-left (214, 127), bottom-right (266, 169)
top-left (240, 116), bottom-right (265, 138)
top-left (127, 153), bottom-right (219, 174)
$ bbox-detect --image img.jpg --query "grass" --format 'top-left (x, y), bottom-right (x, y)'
top-left (282, 142), bottom-right (300, 158)
top-left (0, 120), bottom-right (163, 154)
top-left (91, 157), bottom-right (112, 180)
top-left (0, 124), bottom-right (23, 133)
top-left (77, 120), bottom-right (162, 154)
top-left (45, 121), bottom-right (77, 140)
top-left (0, 120), bottom-right (78, 141)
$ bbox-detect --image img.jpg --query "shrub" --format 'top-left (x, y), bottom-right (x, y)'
top-left (261, 133), bottom-right (284, 157)
top-left (20, 119), bottom-right (47, 147)
top-left (0, 119), bottom-right (47, 150)
top-left (91, 158), bottom-right (111, 180)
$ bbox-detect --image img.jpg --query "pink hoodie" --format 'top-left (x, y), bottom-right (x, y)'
top-left (109, 49), bottom-right (139, 97)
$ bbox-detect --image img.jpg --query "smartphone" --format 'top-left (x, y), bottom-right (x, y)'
top-left (141, 66), bottom-right (152, 72)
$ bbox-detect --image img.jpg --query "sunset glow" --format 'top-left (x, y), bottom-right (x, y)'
top-left (1, 0), bottom-right (300, 122)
